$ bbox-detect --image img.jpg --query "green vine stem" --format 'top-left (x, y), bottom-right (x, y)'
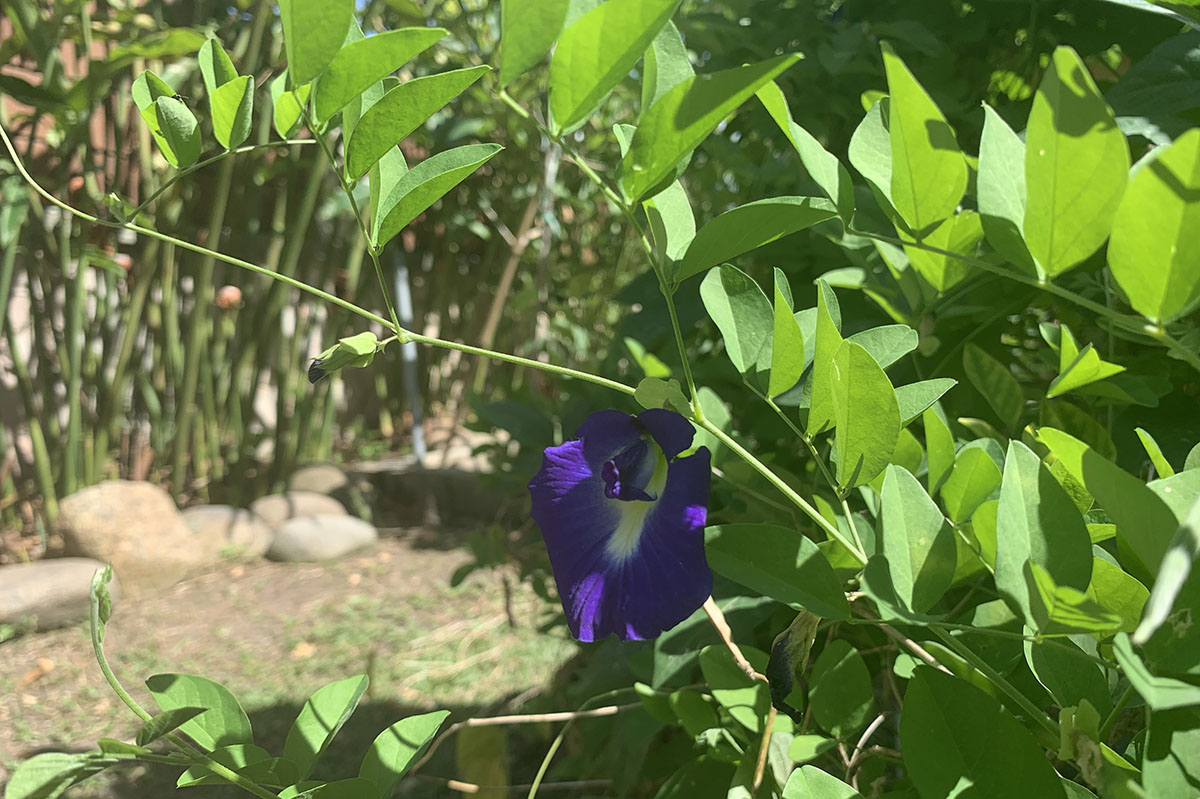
top-left (88, 569), bottom-right (280, 799)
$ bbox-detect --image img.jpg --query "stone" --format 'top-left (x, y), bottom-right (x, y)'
top-left (55, 481), bottom-right (205, 596)
top-left (181, 505), bottom-right (272, 561)
top-left (0, 558), bottom-right (121, 632)
top-left (250, 491), bottom-right (348, 531)
top-left (267, 515), bottom-right (378, 562)
top-left (288, 463), bottom-right (349, 496)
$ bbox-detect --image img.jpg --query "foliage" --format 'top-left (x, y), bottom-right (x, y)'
top-left (3, 0), bottom-right (1200, 797)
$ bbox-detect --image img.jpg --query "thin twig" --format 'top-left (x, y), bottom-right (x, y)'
top-left (703, 596), bottom-right (762, 681)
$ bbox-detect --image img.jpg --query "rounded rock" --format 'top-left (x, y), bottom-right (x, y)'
top-left (287, 463), bottom-right (350, 496)
top-left (250, 491), bottom-right (348, 531)
top-left (0, 558), bottom-right (121, 632)
top-left (267, 515), bottom-right (378, 562)
top-left (54, 481), bottom-right (205, 596)
top-left (181, 505), bottom-right (273, 561)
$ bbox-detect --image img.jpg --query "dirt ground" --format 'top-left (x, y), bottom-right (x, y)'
top-left (0, 535), bottom-right (579, 797)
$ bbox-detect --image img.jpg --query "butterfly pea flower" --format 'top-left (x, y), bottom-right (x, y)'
top-left (528, 409), bottom-right (712, 642)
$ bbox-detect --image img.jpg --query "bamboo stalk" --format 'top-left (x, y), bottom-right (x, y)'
top-left (170, 155), bottom-right (237, 497)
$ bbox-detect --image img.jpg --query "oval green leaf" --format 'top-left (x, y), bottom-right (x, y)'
top-left (880, 465), bottom-right (956, 613)
top-left (279, 0), bottom-right (355, 87)
top-left (881, 43), bottom-right (968, 234)
top-left (499, 0), bottom-right (571, 86)
top-left (704, 524), bottom-right (850, 619)
top-left (152, 96), bottom-right (201, 167)
top-left (146, 673), bottom-right (253, 750)
top-left (312, 27), bottom-right (447, 123)
top-left (1024, 46), bottom-right (1130, 276)
top-left (548, 0), bottom-right (679, 134)
top-left (346, 66), bottom-right (489, 181)
top-left (699, 264), bottom-right (773, 377)
top-left (1107, 128), bottom-right (1200, 323)
top-left (678, 196), bottom-right (837, 283)
top-left (621, 54), bottom-right (801, 202)
top-left (831, 340), bottom-right (901, 489)
top-left (211, 74), bottom-right (253, 149)
top-left (375, 143), bottom-right (503, 249)
top-left (358, 710), bottom-right (450, 796)
top-left (285, 674), bottom-right (369, 781)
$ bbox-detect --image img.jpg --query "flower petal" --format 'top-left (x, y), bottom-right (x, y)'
top-left (636, 408), bottom-right (697, 460)
top-left (529, 411), bottom-right (712, 641)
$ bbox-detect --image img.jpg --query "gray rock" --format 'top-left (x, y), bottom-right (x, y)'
top-left (288, 463), bottom-right (349, 496)
top-left (250, 491), bottom-right (347, 531)
top-left (182, 505), bottom-right (272, 561)
top-left (267, 515), bottom-right (377, 562)
top-left (55, 481), bottom-right (205, 596)
top-left (0, 558), bottom-right (121, 632)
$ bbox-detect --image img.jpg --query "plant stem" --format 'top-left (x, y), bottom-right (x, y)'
top-left (930, 627), bottom-right (1059, 742)
top-left (694, 416), bottom-right (866, 564)
top-left (171, 154), bottom-right (237, 497)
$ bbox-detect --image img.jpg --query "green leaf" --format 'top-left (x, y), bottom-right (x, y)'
top-left (145, 673), bottom-right (253, 750)
top-left (548, 0), bottom-right (679, 134)
top-left (880, 465), bottom-right (956, 612)
top-left (1144, 707), bottom-right (1200, 797)
top-left (667, 690), bottom-right (718, 735)
top-left (1137, 427), bottom-right (1177, 479)
top-left (653, 758), bottom-right (734, 799)
top-left (499, 0), bottom-right (571, 86)
top-left (895, 378), bottom-right (956, 426)
top-left (978, 103), bottom-right (1037, 274)
top-left (644, 180), bottom-right (695, 265)
top-left (848, 99), bottom-right (898, 215)
top-left (96, 739), bottom-right (150, 756)
top-left (285, 675), bottom-right (369, 781)
top-left (1048, 332), bottom-right (1126, 399)
top-left (284, 777), bottom-right (381, 798)
top-left (940, 444), bottom-right (1002, 524)
top-left (313, 27), bottom-right (447, 123)
top-left (375, 143), bottom-right (503, 249)
top-left (270, 70), bottom-right (312, 139)
top-left (177, 744), bottom-right (297, 788)
top-left (830, 340), bottom-right (901, 489)
top-left (809, 640), bottom-right (873, 737)
top-left (3, 753), bottom-right (109, 799)
top-left (135, 706), bottom-right (207, 747)
top-left (881, 43), bottom-right (968, 233)
top-left (1025, 637), bottom-right (1112, 717)
top-left (1108, 128), bottom-right (1200, 323)
top-left (620, 54), bottom-right (801, 202)
top-left (1113, 633), bottom-right (1200, 710)
top-left (963, 343), bottom-right (1022, 431)
top-left (699, 264), bottom-right (773, 377)
top-left (1134, 495), bottom-right (1199, 647)
top-left (346, 66), bottom-right (489, 180)
top-left (626, 339), bottom-right (672, 379)
top-left (678, 196), bottom-right (836, 283)
top-left (770, 269), bottom-right (805, 397)
top-left (704, 524), bottom-right (850, 619)
top-left (198, 38), bottom-right (239, 97)
top-left (844, 324), bottom-right (917, 369)
top-left (1106, 29), bottom-right (1200, 119)
top-left (634, 377), bottom-right (690, 415)
top-left (995, 441), bottom-right (1094, 627)
top-left (1088, 556), bottom-right (1149, 634)
top-left (642, 20), bottom-right (692, 111)
top-left (1038, 427), bottom-right (1177, 578)
top-left (698, 645), bottom-right (770, 732)
top-left (783, 765), bottom-right (862, 799)
top-left (1188, 442), bottom-right (1200, 472)
top-left (1041, 400), bottom-right (1117, 462)
top-left (1025, 561), bottom-right (1124, 636)
top-left (900, 668), bottom-right (1068, 799)
top-left (806, 281), bottom-right (844, 436)
top-left (358, 710), bottom-right (450, 796)
top-left (924, 407), bottom-right (955, 495)
top-left (899, 211), bottom-right (982, 293)
top-left (278, 0), bottom-right (355, 87)
top-left (757, 81), bottom-right (855, 223)
top-left (1024, 46), bottom-right (1130, 276)
top-left (151, 96), bottom-right (201, 168)
top-left (210, 75), bottom-right (253, 149)
top-left (785, 740), bottom-right (839, 769)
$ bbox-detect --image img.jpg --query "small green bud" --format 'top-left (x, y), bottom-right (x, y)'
top-left (308, 331), bottom-right (380, 384)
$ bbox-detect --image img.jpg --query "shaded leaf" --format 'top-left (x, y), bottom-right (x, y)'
top-left (358, 710), bottom-right (450, 796)
top-left (499, 0), bottom-right (571, 86)
top-left (880, 465), bottom-right (956, 612)
top-left (978, 103), bottom-right (1037, 273)
top-left (146, 674), bottom-right (251, 750)
top-left (278, 0), bottom-right (355, 86)
top-left (963, 343), bottom-right (1022, 430)
top-left (830, 340), bottom-right (901, 489)
top-left (312, 27), bottom-right (447, 122)
top-left (699, 264), bottom-right (773, 376)
top-left (285, 675), bottom-right (369, 781)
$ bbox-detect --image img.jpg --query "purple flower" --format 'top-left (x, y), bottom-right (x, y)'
top-left (528, 409), bottom-right (712, 642)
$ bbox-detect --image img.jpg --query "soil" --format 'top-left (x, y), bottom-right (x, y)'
top-left (0, 534), bottom-right (580, 798)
